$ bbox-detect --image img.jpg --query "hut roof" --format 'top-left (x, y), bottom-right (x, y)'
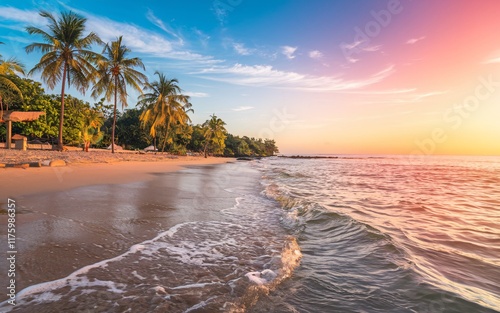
top-left (12, 134), bottom-right (27, 140)
top-left (0, 111), bottom-right (45, 122)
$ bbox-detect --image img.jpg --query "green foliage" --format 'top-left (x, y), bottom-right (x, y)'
top-left (221, 134), bottom-right (278, 157)
top-left (91, 36), bottom-right (147, 153)
top-left (115, 108), bottom-right (150, 150)
top-left (187, 125), bottom-right (205, 153)
top-left (25, 10), bottom-right (103, 149)
top-left (169, 123), bottom-right (193, 155)
top-left (80, 106), bottom-right (104, 151)
top-left (202, 114), bottom-right (227, 157)
top-left (138, 72), bottom-right (191, 152)
top-left (0, 47), bottom-right (25, 109)
top-left (7, 76), bottom-right (58, 140)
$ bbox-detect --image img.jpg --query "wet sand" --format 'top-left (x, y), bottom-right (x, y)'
top-left (1, 156), bottom-right (232, 198)
top-left (0, 158), bottom-right (259, 307)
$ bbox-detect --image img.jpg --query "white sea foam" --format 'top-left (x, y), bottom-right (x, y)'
top-left (0, 191), bottom-right (301, 312)
top-left (245, 269), bottom-right (278, 285)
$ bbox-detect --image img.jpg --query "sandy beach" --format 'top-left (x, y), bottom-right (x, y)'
top-left (0, 149), bottom-right (232, 197)
top-left (1, 149), bottom-right (251, 311)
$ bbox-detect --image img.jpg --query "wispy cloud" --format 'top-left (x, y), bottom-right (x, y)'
top-left (232, 106), bottom-right (254, 111)
top-left (483, 56), bottom-right (500, 64)
top-left (233, 42), bottom-right (251, 55)
top-left (0, 6), bottom-right (215, 64)
top-left (196, 64), bottom-right (395, 92)
top-left (281, 46), bottom-right (297, 59)
top-left (412, 91), bottom-right (448, 101)
top-left (146, 9), bottom-right (184, 45)
top-left (0, 7), bottom-right (46, 26)
top-left (63, 6), bottom-right (221, 65)
top-left (193, 28), bottom-right (210, 48)
top-left (339, 41), bottom-right (381, 64)
top-left (185, 92), bottom-right (210, 98)
top-left (406, 36), bottom-right (426, 45)
top-left (308, 50), bottom-right (323, 59)
top-left (363, 45), bottom-right (381, 52)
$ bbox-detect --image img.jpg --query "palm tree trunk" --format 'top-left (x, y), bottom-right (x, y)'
top-left (111, 76), bottom-right (118, 154)
top-left (58, 62), bottom-right (68, 151)
top-left (161, 120), bottom-right (171, 152)
top-left (203, 140), bottom-right (209, 158)
top-left (0, 95), bottom-right (3, 122)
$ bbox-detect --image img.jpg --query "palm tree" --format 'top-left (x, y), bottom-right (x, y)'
top-left (139, 71), bottom-right (191, 152)
top-left (0, 42), bottom-right (25, 118)
top-left (81, 107), bottom-right (103, 152)
top-left (25, 11), bottom-right (102, 150)
top-left (202, 114), bottom-right (227, 158)
top-left (92, 36), bottom-right (146, 153)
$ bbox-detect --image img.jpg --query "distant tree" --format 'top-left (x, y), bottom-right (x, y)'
top-left (91, 36), bottom-right (146, 153)
top-left (80, 107), bottom-right (103, 152)
top-left (60, 95), bottom-right (91, 145)
top-left (202, 114), bottom-right (227, 158)
top-left (264, 139), bottom-right (279, 156)
top-left (169, 123), bottom-right (193, 155)
top-left (6, 76), bottom-right (58, 140)
top-left (115, 108), bottom-right (150, 150)
top-left (238, 140), bottom-right (252, 156)
top-left (26, 11), bottom-right (102, 150)
top-left (187, 124), bottom-right (205, 153)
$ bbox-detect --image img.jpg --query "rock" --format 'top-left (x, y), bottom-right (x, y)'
top-left (13, 163), bottom-right (29, 169)
top-left (41, 160), bottom-right (51, 166)
top-left (50, 159), bottom-right (66, 167)
top-left (0, 163), bottom-right (5, 168)
top-left (29, 162), bottom-right (42, 167)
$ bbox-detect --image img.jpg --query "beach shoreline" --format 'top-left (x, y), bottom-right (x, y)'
top-left (0, 148), bottom-right (233, 198)
top-left (0, 157), bottom-right (248, 308)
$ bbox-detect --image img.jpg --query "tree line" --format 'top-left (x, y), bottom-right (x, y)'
top-left (0, 11), bottom-right (279, 157)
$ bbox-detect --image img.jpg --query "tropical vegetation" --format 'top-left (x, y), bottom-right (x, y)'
top-left (92, 36), bottom-right (147, 153)
top-left (25, 10), bottom-right (102, 150)
top-left (0, 10), bottom-right (279, 157)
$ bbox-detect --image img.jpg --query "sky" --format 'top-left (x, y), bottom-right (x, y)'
top-left (1, 0), bottom-right (500, 155)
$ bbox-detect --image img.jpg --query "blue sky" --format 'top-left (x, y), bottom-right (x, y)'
top-left (1, 0), bottom-right (500, 154)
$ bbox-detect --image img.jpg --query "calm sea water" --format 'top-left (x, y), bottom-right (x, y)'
top-left (1, 156), bottom-right (499, 312)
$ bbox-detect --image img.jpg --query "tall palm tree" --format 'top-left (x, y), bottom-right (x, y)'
top-left (139, 71), bottom-right (191, 152)
top-left (25, 11), bottom-right (102, 150)
top-left (92, 36), bottom-right (146, 153)
top-left (0, 42), bottom-right (25, 118)
top-left (202, 114), bottom-right (227, 158)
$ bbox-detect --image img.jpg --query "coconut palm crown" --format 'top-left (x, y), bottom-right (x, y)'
top-left (0, 42), bottom-right (25, 115)
top-left (25, 10), bottom-right (103, 150)
top-left (91, 36), bottom-right (147, 153)
top-left (139, 71), bottom-right (191, 151)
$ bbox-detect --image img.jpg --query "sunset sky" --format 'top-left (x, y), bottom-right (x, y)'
top-left (1, 0), bottom-right (499, 155)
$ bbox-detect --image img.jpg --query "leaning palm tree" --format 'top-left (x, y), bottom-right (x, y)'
top-left (92, 36), bottom-right (146, 153)
top-left (25, 11), bottom-right (102, 150)
top-left (139, 71), bottom-right (191, 152)
top-left (202, 114), bottom-right (227, 158)
top-left (0, 42), bottom-right (25, 118)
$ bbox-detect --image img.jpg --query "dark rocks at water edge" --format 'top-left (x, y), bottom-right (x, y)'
top-left (236, 157), bottom-right (262, 161)
top-left (278, 155), bottom-right (339, 159)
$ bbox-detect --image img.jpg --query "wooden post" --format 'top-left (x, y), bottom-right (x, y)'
top-left (6, 120), bottom-right (12, 149)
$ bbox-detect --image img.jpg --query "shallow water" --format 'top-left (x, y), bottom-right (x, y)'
top-left (250, 155), bottom-right (500, 313)
top-left (1, 156), bottom-right (499, 312)
top-left (0, 162), bottom-right (299, 312)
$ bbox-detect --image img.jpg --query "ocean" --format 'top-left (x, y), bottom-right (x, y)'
top-left (1, 156), bottom-right (499, 312)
